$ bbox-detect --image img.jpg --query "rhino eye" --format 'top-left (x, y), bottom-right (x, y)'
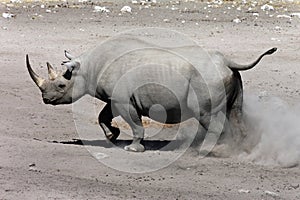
top-left (58, 84), bottom-right (66, 89)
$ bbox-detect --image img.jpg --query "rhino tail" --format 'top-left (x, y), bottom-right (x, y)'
top-left (226, 47), bottom-right (277, 71)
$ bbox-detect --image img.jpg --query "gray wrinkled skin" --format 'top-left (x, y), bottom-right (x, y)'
top-left (26, 37), bottom-right (277, 152)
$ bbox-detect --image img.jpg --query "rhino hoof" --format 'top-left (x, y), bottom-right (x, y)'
top-left (106, 132), bottom-right (120, 143)
top-left (124, 144), bottom-right (145, 152)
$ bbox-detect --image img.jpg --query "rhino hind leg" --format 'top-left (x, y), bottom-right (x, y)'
top-left (197, 112), bottom-right (227, 157)
top-left (227, 73), bottom-right (248, 145)
top-left (114, 102), bottom-right (145, 152)
top-left (98, 104), bottom-right (120, 143)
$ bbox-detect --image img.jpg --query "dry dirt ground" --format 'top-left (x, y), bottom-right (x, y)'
top-left (0, 0), bottom-right (300, 199)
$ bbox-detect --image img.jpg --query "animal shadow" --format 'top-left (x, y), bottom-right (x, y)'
top-left (51, 138), bottom-right (185, 151)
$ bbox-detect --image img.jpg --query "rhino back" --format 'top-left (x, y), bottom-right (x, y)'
top-left (80, 39), bottom-right (235, 118)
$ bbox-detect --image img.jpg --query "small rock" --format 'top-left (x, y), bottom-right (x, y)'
top-left (274, 26), bottom-right (281, 31)
top-left (238, 189), bottom-right (250, 193)
top-left (271, 37), bottom-right (281, 42)
top-left (2, 12), bottom-right (15, 19)
top-left (264, 190), bottom-right (279, 197)
top-left (163, 18), bottom-right (170, 23)
top-left (277, 14), bottom-right (292, 19)
top-left (29, 163), bottom-right (35, 167)
top-left (232, 18), bottom-right (241, 23)
top-left (261, 4), bottom-right (274, 11)
top-left (28, 163), bottom-right (40, 172)
top-left (94, 6), bottom-right (110, 13)
top-left (171, 6), bottom-right (179, 11)
top-left (291, 12), bottom-right (300, 18)
top-left (120, 6), bottom-right (132, 13)
top-left (131, 0), bottom-right (138, 4)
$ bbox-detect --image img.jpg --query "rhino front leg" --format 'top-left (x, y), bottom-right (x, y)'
top-left (114, 102), bottom-right (145, 152)
top-left (98, 103), bottom-right (120, 143)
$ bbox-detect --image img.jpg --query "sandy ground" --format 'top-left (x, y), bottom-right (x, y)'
top-left (0, 0), bottom-right (300, 199)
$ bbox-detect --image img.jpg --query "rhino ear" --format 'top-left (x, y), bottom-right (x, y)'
top-left (62, 60), bottom-right (80, 80)
top-left (64, 50), bottom-right (75, 60)
top-left (63, 69), bottom-right (72, 80)
top-left (62, 60), bottom-right (80, 72)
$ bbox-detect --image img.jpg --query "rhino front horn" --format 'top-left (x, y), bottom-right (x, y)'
top-left (26, 55), bottom-right (45, 88)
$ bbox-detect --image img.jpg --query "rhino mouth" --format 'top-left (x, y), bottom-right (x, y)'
top-left (43, 96), bottom-right (73, 105)
top-left (43, 98), bottom-right (51, 104)
top-left (43, 98), bottom-right (54, 105)
top-left (43, 98), bottom-right (60, 105)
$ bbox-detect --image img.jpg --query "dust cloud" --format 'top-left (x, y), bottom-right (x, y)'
top-left (239, 93), bottom-right (300, 168)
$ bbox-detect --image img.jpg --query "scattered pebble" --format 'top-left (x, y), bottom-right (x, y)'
top-left (291, 12), bottom-right (300, 18)
top-left (271, 37), bottom-right (281, 42)
top-left (277, 14), bottom-right (292, 19)
top-left (94, 6), bottom-right (110, 13)
top-left (238, 189), bottom-right (250, 193)
top-left (274, 26), bottom-right (281, 31)
top-left (2, 12), bottom-right (15, 19)
top-left (131, 0), bottom-right (138, 4)
top-left (163, 18), bottom-right (170, 23)
top-left (264, 190), bottom-right (280, 197)
top-left (171, 6), bottom-right (179, 11)
top-left (232, 18), bottom-right (241, 23)
top-left (261, 4), bottom-right (274, 11)
top-left (28, 163), bottom-right (40, 172)
top-left (120, 6), bottom-right (132, 13)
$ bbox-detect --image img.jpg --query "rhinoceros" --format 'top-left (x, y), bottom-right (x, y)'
top-left (26, 37), bottom-right (277, 152)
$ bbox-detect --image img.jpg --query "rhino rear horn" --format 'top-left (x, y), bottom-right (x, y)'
top-left (26, 55), bottom-right (45, 88)
top-left (47, 62), bottom-right (58, 80)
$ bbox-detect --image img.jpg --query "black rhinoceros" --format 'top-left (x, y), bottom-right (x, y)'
top-left (26, 36), bottom-right (277, 152)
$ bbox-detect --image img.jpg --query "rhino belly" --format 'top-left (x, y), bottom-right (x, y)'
top-left (134, 88), bottom-right (193, 124)
top-left (145, 106), bottom-right (193, 124)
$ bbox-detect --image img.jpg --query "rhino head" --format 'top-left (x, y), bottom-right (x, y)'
top-left (26, 51), bottom-right (86, 105)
